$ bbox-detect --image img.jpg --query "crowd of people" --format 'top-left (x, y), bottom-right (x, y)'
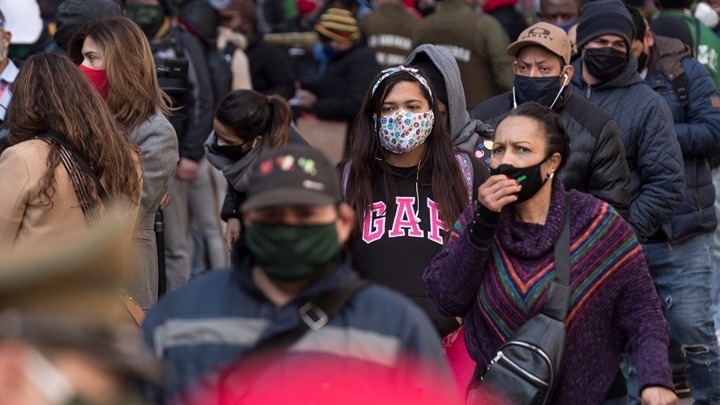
top-left (1, 0), bottom-right (720, 404)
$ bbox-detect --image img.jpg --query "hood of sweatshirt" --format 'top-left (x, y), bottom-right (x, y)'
top-left (405, 44), bottom-right (492, 154)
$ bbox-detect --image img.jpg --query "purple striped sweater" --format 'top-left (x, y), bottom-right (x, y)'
top-left (424, 179), bottom-right (673, 404)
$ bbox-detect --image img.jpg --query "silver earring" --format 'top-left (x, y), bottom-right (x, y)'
top-left (548, 171), bottom-right (554, 179)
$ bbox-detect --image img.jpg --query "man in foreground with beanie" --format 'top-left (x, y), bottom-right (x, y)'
top-left (626, 6), bottom-right (720, 405)
top-left (292, 8), bottom-right (380, 122)
top-left (471, 22), bottom-right (630, 218)
top-left (570, 0), bottom-right (683, 244)
top-left (141, 144), bottom-right (455, 404)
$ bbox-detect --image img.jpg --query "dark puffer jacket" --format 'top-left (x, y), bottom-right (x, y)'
top-left (570, 56), bottom-right (684, 242)
top-left (470, 88), bottom-right (631, 218)
top-left (644, 35), bottom-right (720, 241)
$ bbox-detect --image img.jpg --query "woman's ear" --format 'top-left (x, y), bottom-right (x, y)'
top-left (547, 152), bottom-right (562, 175)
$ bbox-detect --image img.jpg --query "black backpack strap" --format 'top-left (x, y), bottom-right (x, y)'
top-left (671, 71), bottom-right (690, 109)
top-left (41, 132), bottom-right (110, 204)
top-left (542, 194), bottom-right (572, 321)
top-left (250, 279), bottom-right (372, 354)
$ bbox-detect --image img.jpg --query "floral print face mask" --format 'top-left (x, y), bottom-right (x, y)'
top-left (377, 109), bottom-right (435, 154)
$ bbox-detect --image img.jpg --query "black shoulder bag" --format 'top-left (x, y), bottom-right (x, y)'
top-left (470, 195), bottom-right (572, 405)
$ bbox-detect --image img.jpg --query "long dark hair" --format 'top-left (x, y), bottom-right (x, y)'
top-left (342, 70), bottom-right (468, 237)
top-left (7, 53), bottom-right (142, 209)
top-left (215, 90), bottom-right (292, 147)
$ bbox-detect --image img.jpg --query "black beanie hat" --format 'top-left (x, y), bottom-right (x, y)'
top-left (576, 0), bottom-right (636, 51)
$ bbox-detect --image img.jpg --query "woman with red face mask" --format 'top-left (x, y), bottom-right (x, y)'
top-left (69, 16), bottom-right (179, 311)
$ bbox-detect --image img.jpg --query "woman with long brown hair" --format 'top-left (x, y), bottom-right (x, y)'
top-left (68, 16), bottom-right (178, 309)
top-left (341, 66), bottom-right (488, 339)
top-left (0, 52), bottom-right (142, 247)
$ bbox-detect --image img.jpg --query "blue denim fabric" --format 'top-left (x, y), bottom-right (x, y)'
top-left (627, 233), bottom-right (720, 405)
top-left (711, 167), bottom-right (720, 339)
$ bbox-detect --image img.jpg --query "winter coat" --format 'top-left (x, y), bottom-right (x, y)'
top-left (141, 248), bottom-right (452, 404)
top-left (360, 3), bottom-right (421, 67)
top-left (411, 0), bottom-right (514, 109)
top-left (471, 88), bottom-right (631, 218)
top-left (301, 43), bottom-right (381, 122)
top-left (0, 139), bottom-right (141, 249)
top-left (644, 35), bottom-right (720, 240)
top-left (570, 56), bottom-right (684, 242)
top-left (151, 27), bottom-right (214, 162)
top-left (246, 35), bottom-right (295, 100)
top-left (128, 110), bottom-right (179, 309)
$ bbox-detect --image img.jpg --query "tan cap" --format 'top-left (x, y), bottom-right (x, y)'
top-left (506, 22), bottom-right (572, 65)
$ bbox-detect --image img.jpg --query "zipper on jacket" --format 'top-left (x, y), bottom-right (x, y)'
top-left (585, 85), bottom-right (592, 99)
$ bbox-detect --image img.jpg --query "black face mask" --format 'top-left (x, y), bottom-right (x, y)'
top-left (583, 47), bottom-right (628, 82)
top-left (211, 135), bottom-right (251, 161)
top-left (513, 75), bottom-right (565, 108)
top-left (636, 51), bottom-right (649, 73)
top-left (490, 157), bottom-right (551, 204)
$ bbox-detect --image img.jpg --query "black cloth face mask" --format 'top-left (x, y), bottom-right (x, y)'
top-left (490, 156), bottom-right (551, 204)
top-left (210, 133), bottom-right (252, 161)
top-left (512, 74), bottom-right (566, 109)
top-left (583, 47), bottom-right (627, 82)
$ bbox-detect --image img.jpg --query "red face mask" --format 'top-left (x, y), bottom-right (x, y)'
top-left (78, 64), bottom-right (109, 99)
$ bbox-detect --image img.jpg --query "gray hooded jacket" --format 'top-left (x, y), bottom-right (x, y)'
top-left (405, 45), bottom-right (493, 162)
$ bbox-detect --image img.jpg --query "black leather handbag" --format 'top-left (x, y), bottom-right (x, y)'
top-left (470, 195), bottom-right (572, 405)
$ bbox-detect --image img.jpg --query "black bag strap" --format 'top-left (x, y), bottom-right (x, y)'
top-left (249, 279), bottom-right (372, 355)
top-left (541, 194), bottom-right (572, 321)
top-left (41, 132), bottom-right (110, 205)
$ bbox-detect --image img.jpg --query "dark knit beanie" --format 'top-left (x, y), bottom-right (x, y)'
top-left (576, 0), bottom-right (636, 50)
top-left (55, 0), bottom-right (122, 50)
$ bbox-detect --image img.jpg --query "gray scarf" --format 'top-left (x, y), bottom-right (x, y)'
top-left (204, 133), bottom-right (262, 192)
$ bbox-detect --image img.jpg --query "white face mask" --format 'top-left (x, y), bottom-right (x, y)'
top-left (695, 2), bottom-right (720, 29)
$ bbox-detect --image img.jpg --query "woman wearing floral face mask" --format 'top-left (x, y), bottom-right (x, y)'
top-left (341, 66), bottom-right (489, 341)
top-left (424, 102), bottom-right (677, 404)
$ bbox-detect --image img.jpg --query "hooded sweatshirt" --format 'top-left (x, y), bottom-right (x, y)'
top-left (404, 44), bottom-right (494, 162)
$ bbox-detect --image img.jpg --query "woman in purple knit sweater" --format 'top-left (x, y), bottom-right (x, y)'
top-left (423, 103), bottom-right (676, 405)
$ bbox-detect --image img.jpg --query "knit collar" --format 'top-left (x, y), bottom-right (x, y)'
top-left (495, 178), bottom-right (567, 260)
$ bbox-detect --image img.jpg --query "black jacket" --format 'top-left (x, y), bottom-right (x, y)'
top-left (247, 35), bottom-right (296, 100)
top-left (151, 27), bottom-right (214, 162)
top-left (644, 35), bottom-right (720, 241)
top-left (471, 88), bottom-right (631, 218)
top-left (570, 56), bottom-right (685, 242)
top-left (301, 43), bottom-right (381, 121)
